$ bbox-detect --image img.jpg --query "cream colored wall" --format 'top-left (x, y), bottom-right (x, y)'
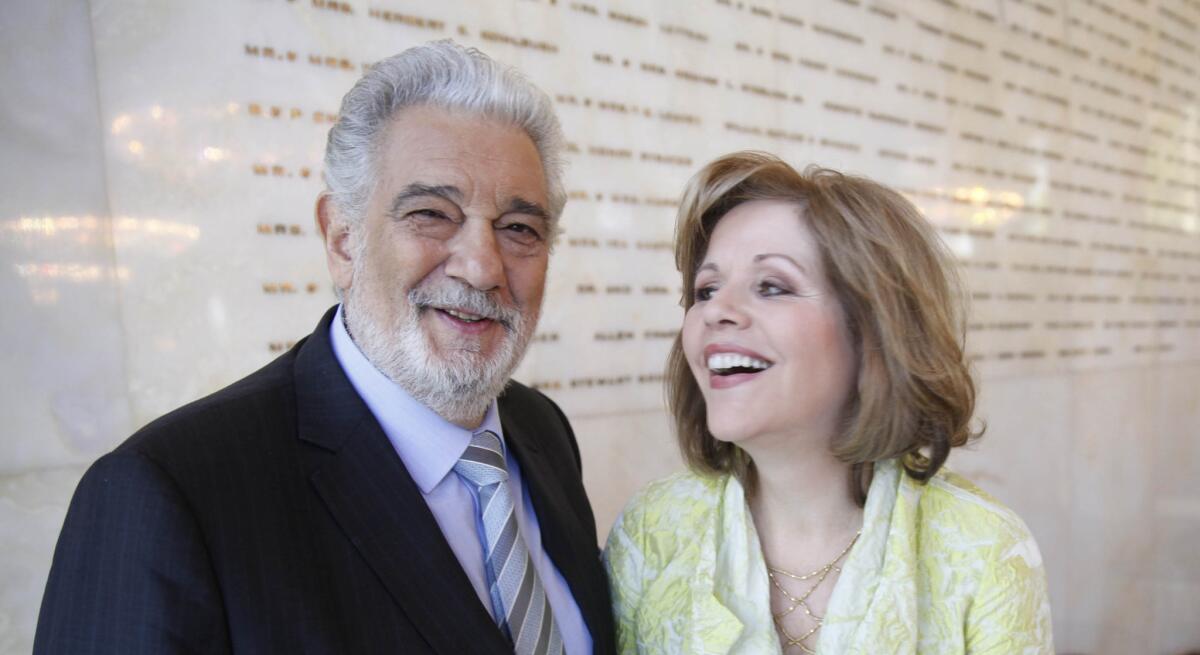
top-left (2, 0), bottom-right (1198, 652)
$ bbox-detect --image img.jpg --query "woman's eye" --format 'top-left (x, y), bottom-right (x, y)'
top-left (694, 285), bottom-right (716, 302)
top-left (758, 280), bottom-right (789, 296)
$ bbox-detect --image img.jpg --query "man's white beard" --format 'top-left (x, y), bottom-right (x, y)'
top-left (343, 266), bottom-right (538, 426)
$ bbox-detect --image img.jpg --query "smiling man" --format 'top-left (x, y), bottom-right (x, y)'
top-left (36, 41), bottom-right (615, 655)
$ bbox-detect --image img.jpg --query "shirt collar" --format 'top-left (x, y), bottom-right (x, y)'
top-left (329, 304), bottom-right (504, 493)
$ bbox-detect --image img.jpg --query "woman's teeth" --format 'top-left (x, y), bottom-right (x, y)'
top-left (707, 353), bottom-right (772, 374)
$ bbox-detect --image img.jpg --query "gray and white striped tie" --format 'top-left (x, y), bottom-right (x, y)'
top-left (455, 430), bottom-right (563, 655)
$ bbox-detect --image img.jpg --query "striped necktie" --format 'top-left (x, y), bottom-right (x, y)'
top-left (454, 430), bottom-right (563, 655)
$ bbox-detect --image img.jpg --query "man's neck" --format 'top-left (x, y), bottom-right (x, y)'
top-left (444, 409), bottom-right (488, 430)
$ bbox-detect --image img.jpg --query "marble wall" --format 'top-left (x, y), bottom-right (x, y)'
top-left (1, 0), bottom-right (1198, 652)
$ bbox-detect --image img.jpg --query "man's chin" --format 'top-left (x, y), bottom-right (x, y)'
top-left (422, 319), bottom-right (513, 359)
top-left (424, 336), bottom-right (503, 363)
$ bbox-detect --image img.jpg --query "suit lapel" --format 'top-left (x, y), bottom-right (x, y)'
top-left (293, 307), bottom-right (510, 655)
top-left (500, 395), bottom-right (611, 652)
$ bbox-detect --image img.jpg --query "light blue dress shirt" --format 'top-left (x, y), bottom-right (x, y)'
top-left (329, 306), bottom-right (591, 654)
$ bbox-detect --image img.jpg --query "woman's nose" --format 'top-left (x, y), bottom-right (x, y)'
top-left (702, 286), bottom-right (750, 328)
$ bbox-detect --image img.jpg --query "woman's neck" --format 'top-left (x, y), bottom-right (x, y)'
top-left (744, 436), bottom-right (862, 545)
top-left (746, 440), bottom-right (863, 655)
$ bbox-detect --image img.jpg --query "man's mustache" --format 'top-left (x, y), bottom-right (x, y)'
top-left (408, 281), bottom-right (522, 333)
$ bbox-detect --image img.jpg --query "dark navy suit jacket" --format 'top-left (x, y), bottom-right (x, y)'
top-left (35, 307), bottom-right (615, 654)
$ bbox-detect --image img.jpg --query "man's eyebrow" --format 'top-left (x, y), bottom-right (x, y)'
top-left (754, 252), bottom-right (808, 274)
top-left (503, 196), bottom-right (550, 221)
top-left (388, 184), bottom-right (463, 214)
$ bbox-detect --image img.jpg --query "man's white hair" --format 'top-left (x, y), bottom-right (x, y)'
top-left (322, 39), bottom-right (567, 238)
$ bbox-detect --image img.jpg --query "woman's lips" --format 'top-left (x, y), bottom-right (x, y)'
top-left (708, 369), bottom-right (765, 389)
top-left (703, 343), bottom-right (774, 389)
top-left (703, 343), bottom-right (772, 361)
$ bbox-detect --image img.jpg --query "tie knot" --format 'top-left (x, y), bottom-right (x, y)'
top-left (454, 430), bottom-right (509, 488)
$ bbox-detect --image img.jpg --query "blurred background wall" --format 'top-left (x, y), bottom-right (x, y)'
top-left (1, 0), bottom-right (1198, 652)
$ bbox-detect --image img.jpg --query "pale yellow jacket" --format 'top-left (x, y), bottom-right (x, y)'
top-left (604, 459), bottom-right (1053, 654)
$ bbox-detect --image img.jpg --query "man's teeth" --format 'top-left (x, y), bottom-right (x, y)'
top-left (707, 353), bottom-right (772, 372)
top-left (443, 308), bottom-right (486, 323)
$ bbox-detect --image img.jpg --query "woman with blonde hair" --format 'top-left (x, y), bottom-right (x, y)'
top-left (604, 152), bottom-right (1052, 654)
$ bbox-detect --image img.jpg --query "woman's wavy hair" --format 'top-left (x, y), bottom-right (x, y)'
top-left (667, 151), bottom-right (982, 504)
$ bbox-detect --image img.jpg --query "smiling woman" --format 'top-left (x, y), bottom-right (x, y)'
top-left (681, 199), bottom-right (858, 458)
top-left (604, 152), bottom-right (1053, 654)
top-left (671, 154), bottom-right (976, 503)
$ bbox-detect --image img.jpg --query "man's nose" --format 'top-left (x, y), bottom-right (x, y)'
top-left (444, 219), bottom-right (505, 292)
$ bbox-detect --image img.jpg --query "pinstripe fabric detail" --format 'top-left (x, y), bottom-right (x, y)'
top-left (454, 430), bottom-right (563, 655)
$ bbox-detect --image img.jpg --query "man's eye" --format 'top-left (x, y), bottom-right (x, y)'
top-left (504, 223), bottom-right (541, 237)
top-left (498, 221), bottom-right (544, 247)
top-left (409, 209), bottom-right (449, 220)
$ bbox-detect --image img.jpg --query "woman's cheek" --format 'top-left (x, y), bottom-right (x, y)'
top-left (681, 308), bottom-right (704, 360)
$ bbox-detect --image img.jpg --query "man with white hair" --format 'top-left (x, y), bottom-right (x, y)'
top-left (36, 41), bottom-right (615, 655)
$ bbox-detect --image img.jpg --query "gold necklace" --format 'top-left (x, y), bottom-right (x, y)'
top-left (766, 530), bottom-right (861, 654)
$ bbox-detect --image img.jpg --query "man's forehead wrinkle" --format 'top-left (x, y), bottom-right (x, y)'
top-left (413, 160), bottom-right (548, 211)
top-left (397, 182), bottom-right (464, 199)
top-left (400, 142), bottom-right (539, 169)
top-left (375, 111), bottom-right (549, 220)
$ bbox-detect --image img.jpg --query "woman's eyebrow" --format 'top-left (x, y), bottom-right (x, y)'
top-left (754, 252), bottom-right (807, 274)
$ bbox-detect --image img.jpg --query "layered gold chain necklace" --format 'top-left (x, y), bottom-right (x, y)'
top-left (766, 530), bottom-right (861, 654)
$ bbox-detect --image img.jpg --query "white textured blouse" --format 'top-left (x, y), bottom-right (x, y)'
top-left (604, 459), bottom-right (1054, 654)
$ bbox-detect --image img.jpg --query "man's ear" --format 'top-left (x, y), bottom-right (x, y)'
top-left (316, 193), bottom-right (356, 291)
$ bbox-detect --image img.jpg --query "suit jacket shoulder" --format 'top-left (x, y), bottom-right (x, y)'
top-left (37, 311), bottom-right (458, 654)
top-left (39, 308), bottom-right (616, 654)
top-left (117, 342), bottom-right (301, 470)
top-left (499, 379), bottom-right (582, 470)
